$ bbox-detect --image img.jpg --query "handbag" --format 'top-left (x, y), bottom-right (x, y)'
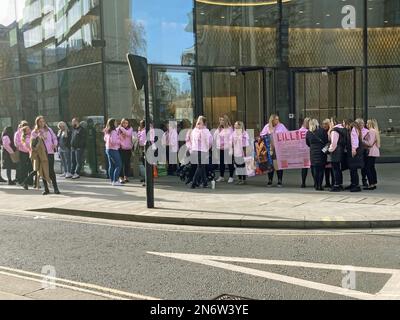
top-left (10, 150), bottom-right (20, 163)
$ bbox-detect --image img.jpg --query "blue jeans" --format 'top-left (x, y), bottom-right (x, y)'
top-left (71, 148), bottom-right (85, 175)
top-left (59, 149), bottom-right (71, 174)
top-left (106, 149), bottom-right (122, 183)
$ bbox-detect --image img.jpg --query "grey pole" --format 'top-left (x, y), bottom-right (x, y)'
top-left (144, 75), bottom-right (155, 209)
top-left (363, 0), bottom-right (369, 121)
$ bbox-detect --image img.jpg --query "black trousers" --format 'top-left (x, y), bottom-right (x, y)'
top-left (119, 149), bottom-right (132, 178)
top-left (365, 156), bottom-right (378, 185)
top-left (18, 152), bottom-right (32, 184)
top-left (301, 168), bottom-right (308, 186)
top-left (166, 146), bottom-right (178, 175)
top-left (325, 168), bottom-right (333, 186)
top-left (43, 154), bottom-right (59, 192)
top-left (192, 152), bottom-right (209, 186)
top-left (311, 165), bottom-right (325, 189)
top-left (350, 168), bottom-right (360, 187)
top-left (268, 170), bottom-right (283, 183)
top-left (219, 150), bottom-right (234, 178)
top-left (332, 162), bottom-right (343, 187)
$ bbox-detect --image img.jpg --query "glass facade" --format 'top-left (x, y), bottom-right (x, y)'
top-left (1, 0), bottom-right (400, 162)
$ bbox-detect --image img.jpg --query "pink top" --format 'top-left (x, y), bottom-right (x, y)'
top-left (299, 126), bottom-right (308, 133)
top-left (31, 128), bottom-right (58, 155)
top-left (118, 126), bottom-right (134, 150)
top-left (361, 127), bottom-right (369, 139)
top-left (364, 129), bottom-right (380, 158)
top-left (2, 136), bottom-right (14, 154)
top-left (185, 130), bottom-right (192, 152)
top-left (162, 129), bottom-right (179, 153)
top-left (329, 124), bottom-right (344, 153)
top-left (350, 128), bottom-right (360, 153)
top-left (137, 128), bottom-right (146, 147)
top-left (260, 123), bottom-right (288, 136)
top-left (19, 135), bottom-right (31, 154)
top-left (104, 130), bottom-right (120, 150)
top-left (214, 127), bottom-right (233, 150)
top-left (230, 130), bottom-right (250, 158)
top-left (190, 127), bottom-right (213, 153)
top-left (14, 130), bottom-right (24, 152)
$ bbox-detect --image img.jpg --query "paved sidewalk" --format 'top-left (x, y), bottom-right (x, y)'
top-left (1, 164), bottom-right (399, 229)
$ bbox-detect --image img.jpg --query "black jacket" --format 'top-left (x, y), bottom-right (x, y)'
top-left (57, 131), bottom-right (71, 150)
top-left (330, 127), bottom-right (347, 163)
top-left (306, 128), bottom-right (329, 166)
top-left (71, 126), bottom-right (86, 149)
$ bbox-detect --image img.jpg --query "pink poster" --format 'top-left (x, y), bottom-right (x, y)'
top-left (273, 130), bottom-right (311, 170)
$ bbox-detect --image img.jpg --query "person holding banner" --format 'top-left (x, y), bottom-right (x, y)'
top-left (306, 119), bottom-right (329, 191)
top-left (260, 114), bottom-right (288, 188)
top-left (299, 118), bottom-right (311, 188)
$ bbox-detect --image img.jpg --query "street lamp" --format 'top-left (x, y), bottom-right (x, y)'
top-left (126, 54), bottom-right (155, 209)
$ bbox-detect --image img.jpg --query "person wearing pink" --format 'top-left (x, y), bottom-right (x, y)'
top-left (299, 118), bottom-right (311, 188)
top-left (190, 116), bottom-right (213, 189)
top-left (363, 119), bottom-right (381, 190)
top-left (14, 120), bottom-right (29, 184)
top-left (260, 114), bottom-right (288, 187)
top-left (162, 121), bottom-right (179, 176)
top-left (328, 119), bottom-right (347, 192)
top-left (118, 119), bottom-right (134, 183)
top-left (137, 120), bottom-right (146, 184)
top-left (31, 116), bottom-right (60, 195)
top-left (1, 127), bottom-right (17, 185)
top-left (229, 121), bottom-right (250, 185)
top-left (104, 118), bottom-right (122, 186)
top-left (214, 115), bottom-right (234, 184)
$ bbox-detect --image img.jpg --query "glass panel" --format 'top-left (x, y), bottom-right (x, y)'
top-left (153, 69), bottom-right (195, 127)
top-left (196, 0), bottom-right (277, 67)
top-left (245, 70), bottom-right (263, 134)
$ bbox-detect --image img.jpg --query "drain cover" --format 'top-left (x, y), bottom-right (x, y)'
top-left (214, 294), bottom-right (252, 300)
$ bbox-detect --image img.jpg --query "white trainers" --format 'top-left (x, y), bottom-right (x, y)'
top-left (216, 177), bottom-right (225, 183)
top-left (59, 173), bottom-right (66, 178)
top-left (113, 181), bottom-right (123, 187)
top-left (228, 177), bottom-right (235, 184)
top-left (65, 173), bottom-right (73, 179)
top-left (72, 174), bottom-right (80, 180)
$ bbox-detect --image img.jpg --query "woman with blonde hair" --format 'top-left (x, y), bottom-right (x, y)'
top-left (214, 114), bottom-right (234, 183)
top-left (230, 121), bottom-right (250, 185)
top-left (57, 121), bottom-right (72, 178)
top-left (260, 114), bottom-right (288, 187)
top-left (31, 116), bottom-right (60, 195)
top-left (363, 119), bottom-right (380, 190)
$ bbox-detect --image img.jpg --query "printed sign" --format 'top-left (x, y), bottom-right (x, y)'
top-left (273, 130), bottom-right (310, 170)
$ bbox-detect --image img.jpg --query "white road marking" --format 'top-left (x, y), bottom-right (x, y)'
top-left (148, 252), bottom-right (400, 300)
top-left (0, 266), bottom-right (159, 300)
top-left (0, 209), bottom-right (399, 237)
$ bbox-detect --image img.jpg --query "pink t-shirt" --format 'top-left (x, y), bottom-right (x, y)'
top-left (364, 129), bottom-right (380, 158)
top-left (118, 126), bottom-right (134, 150)
top-left (104, 130), bottom-right (120, 150)
top-left (19, 134), bottom-right (31, 153)
top-left (31, 128), bottom-right (58, 155)
top-left (162, 129), bottom-right (179, 153)
top-left (191, 127), bottom-right (213, 153)
top-left (2, 136), bottom-right (14, 154)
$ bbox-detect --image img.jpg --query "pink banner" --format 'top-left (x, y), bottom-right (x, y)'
top-left (273, 130), bottom-right (311, 170)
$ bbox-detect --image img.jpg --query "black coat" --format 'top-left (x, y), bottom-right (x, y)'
top-left (330, 127), bottom-right (347, 163)
top-left (306, 128), bottom-right (329, 166)
top-left (71, 126), bottom-right (86, 149)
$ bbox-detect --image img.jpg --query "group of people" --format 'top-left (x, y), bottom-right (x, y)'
top-left (1, 113), bottom-right (381, 194)
top-left (0, 116), bottom-right (87, 195)
top-left (303, 117), bottom-right (380, 193)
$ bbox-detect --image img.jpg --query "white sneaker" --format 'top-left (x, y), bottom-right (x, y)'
top-left (228, 178), bottom-right (235, 184)
top-left (216, 177), bottom-right (225, 183)
top-left (113, 181), bottom-right (123, 187)
top-left (72, 174), bottom-right (80, 180)
top-left (65, 173), bottom-right (73, 179)
top-left (59, 173), bottom-right (66, 178)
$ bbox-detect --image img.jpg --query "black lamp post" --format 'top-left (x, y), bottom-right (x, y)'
top-left (127, 54), bottom-right (155, 209)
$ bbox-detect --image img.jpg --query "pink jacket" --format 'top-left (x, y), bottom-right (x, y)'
top-left (350, 128), bottom-right (360, 153)
top-left (162, 129), bottom-right (179, 153)
top-left (329, 124), bottom-right (344, 153)
top-left (31, 128), bottom-right (58, 155)
top-left (260, 123), bottom-right (288, 136)
top-left (190, 127), bottom-right (213, 153)
top-left (214, 127), bottom-right (233, 150)
top-left (137, 128), bottom-right (146, 147)
top-left (19, 134), bottom-right (31, 154)
top-left (2, 136), bottom-right (14, 154)
top-left (364, 129), bottom-right (380, 158)
top-left (104, 130), bottom-right (120, 150)
top-left (230, 130), bottom-right (250, 158)
top-left (185, 130), bottom-right (192, 152)
top-left (14, 130), bottom-right (23, 152)
top-left (118, 126), bottom-right (134, 150)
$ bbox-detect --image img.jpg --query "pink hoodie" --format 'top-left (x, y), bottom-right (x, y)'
top-left (191, 127), bottom-right (213, 153)
top-left (162, 128), bottom-right (179, 153)
top-left (2, 136), bottom-right (14, 154)
top-left (364, 129), bottom-right (380, 158)
top-left (214, 127), bottom-right (233, 150)
top-left (260, 123), bottom-right (288, 136)
top-left (118, 126), bottom-right (134, 150)
top-left (31, 128), bottom-right (58, 155)
top-left (104, 130), bottom-right (120, 150)
top-left (229, 130), bottom-right (250, 158)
